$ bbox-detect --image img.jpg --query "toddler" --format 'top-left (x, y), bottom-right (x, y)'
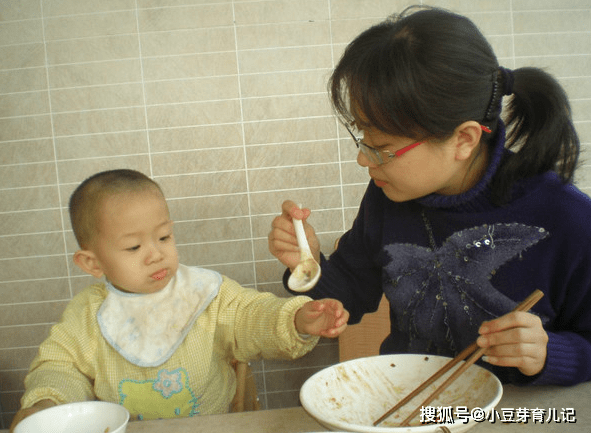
top-left (12, 169), bottom-right (348, 429)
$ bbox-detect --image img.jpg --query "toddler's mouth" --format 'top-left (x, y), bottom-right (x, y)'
top-left (151, 269), bottom-right (168, 280)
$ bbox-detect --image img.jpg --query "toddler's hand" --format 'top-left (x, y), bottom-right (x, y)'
top-left (477, 311), bottom-right (548, 376)
top-left (10, 400), bottom-right (56, 433)
top-left (295, 299), bottom-right (349, 338)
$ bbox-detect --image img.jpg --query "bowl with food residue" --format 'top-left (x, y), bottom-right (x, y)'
top-left (14, 401), bottom-right (130, 433)
top-left (300, 354), bottom-right (502, 433)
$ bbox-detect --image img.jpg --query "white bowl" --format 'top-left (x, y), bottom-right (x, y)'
top-left (300, 354), bottom-right (502, 433)
top-left (15, 401), bottom-right (130, 433)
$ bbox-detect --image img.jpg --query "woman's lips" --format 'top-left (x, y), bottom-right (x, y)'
top-left (151, 269), bottom-right (168, 280)
top-left (373, 179), bottom-right (388, 188)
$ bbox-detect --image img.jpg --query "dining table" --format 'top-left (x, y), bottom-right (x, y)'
top-left (3, 381), bottom-right (589, 432)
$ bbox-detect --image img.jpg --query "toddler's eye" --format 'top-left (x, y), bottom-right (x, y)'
top-left (160, 234), bottom-right (172, 242)
top-left (126, 245), bottom-right (140, 251)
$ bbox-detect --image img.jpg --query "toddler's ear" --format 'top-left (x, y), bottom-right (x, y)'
top-left (73, 250), bottom-right (104, 278)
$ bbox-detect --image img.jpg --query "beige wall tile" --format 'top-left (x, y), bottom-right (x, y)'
top-left (42, 0), bottom-right (136, 17)
top-left (140, 27), bottom-right (235, 56)
top-left (0, 162), bottom-right (57, 189)
top-left (0, 44), bottom-right (45, 70)
top-left (246, 140), bottom-right (338, 169)
top-left (234, 0), bottom-right (329, 25)
top-left (235, 21), bottom-right (331, 50)
top-left (147, 100), bottom-right (241, 128)
top-left (0, 232), bottom-right (64, 259)
top-left (512, 0), bottom-right (591, 10)
top-left (0, 92), bottom-right (49, 117)
top-left (238, 46), bottom-right (332, 74)
top-left (330, 0), bottom-right (412, 19)
top-left (138, 0), bottom-right (233, 7)
top-left (244, 117), bottom-right (336, 145)
top-left (144, 76), bottom-right (239, 105)
top-left (0, 140), bottom-right (54, 165)
top-left (249, 186), bottom-right (343, 214)
top-left (0, 300), bottom-right (68, 327)
top-left (45, 35), bottom-right (140, 65)
top-left (168, 194), bottom-right (249, 221)
top-left (43, 11), bottom-right (138, 40)
top-left (205, 263), bottom-right (255, 286)
top-left (138, 3), bottom-right (233, 32)
top-left (175, 217), bottom-right (251, 244)
top-left (1, 370), bottom-right (28, 393)
top-left (241, 94), bottom-right (332, 122)
top-left (0, 348), bottom-right (38, 371)
top-left (56, 155), bottom-right (152, 184)
top-left (0, 324), bottom-right (52, 349)
top-left (151, 147), bottom-right (245, 176)
top-left (48, 59), bottom-right (142, 88)
top-left (0, 68), bottom-right (47, 93)
top-left (0, 278), bottom-right (70, 304)
top-left (0, 115), bottom-right (52, 141)
top-left (0, 19), bottom-right (43, 45)
top-left (149, 124), bottom-right (243, 152)
top-left (427, 0), bottom-right (512, 12)
top-left (178, 240), bottom-right (253, 267)
top-left (53, 107), bottom-right (146, 136)
top-left (514, 33), bottom-right (591, 57)
top-left (0, 256), bottom-right (68, 282)
top-left (0, 186), bottom-right (59, 212)
top-left (157, 171), bottom-right (247, 198)
top-left (142, 52), bottom-right (237, 81)
top-left (513, 10), bottom-right (591, 33)
top-left (0, 0), bottom-right (42, 20)
top-left (0, 209), bottom-right (62, 237)
top-left (248, 164), bottom-right (341, 192)
top-left (50, 83), bottom-right (144, 112)
top-left (55, 131), bottom-right (149, 160)
top-left (240, 69), bottom-right (330, 97)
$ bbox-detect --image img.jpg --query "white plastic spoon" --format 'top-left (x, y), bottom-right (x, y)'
top-left (287, 216), bottom-right (321, 292)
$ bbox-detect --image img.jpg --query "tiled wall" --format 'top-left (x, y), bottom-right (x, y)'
top-left (1, 0), bottom-right (590, 427)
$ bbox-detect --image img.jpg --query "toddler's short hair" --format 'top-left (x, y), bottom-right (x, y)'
top-left (69, 169), bottom-right (163, 248)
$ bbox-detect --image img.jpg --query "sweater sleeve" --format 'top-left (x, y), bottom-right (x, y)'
top-left (21, 286), bottom-right (104, 409)
top-left (214, 276), bottom-right (320, 362)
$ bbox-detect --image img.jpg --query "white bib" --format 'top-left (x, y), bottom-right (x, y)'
top-left (97, 264), bottom-right (221, 367)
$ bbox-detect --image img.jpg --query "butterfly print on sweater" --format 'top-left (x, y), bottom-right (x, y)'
top-left (383, 223), bottom-right (549, 355)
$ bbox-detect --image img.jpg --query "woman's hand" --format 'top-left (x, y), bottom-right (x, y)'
top-left (268, 200), bottom-right (320, 271)
top-left (477, 311), bottom-right (549, 376)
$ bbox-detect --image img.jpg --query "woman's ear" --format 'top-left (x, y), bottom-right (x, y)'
top-left (73, 250), bottom-right (104, 278)
top-left (454, 121), bottom-right (484, 161)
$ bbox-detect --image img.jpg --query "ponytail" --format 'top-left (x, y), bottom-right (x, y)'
top-left (490, 67), bottom-right (580, 204)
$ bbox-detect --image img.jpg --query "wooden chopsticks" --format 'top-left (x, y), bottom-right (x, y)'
top-left (373, 289), bottom-right (544, 427)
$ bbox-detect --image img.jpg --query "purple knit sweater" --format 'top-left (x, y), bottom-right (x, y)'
top-left (287, 127), bottom-right (591, 385)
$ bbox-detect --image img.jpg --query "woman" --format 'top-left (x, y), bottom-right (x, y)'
top-left (268, 6), bottom-right (591, 385)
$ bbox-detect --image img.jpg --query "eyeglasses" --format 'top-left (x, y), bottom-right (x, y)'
top-left (344, 124), bottom-right (425, 166)
top-left (344, 124), bottom-right (492, 166)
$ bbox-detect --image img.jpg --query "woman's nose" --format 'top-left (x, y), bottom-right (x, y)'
top-left (357, 150), bottom-right (378, 168)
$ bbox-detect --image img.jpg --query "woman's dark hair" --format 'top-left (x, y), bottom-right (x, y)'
top-left (329, 5), bottom-right (580, 204)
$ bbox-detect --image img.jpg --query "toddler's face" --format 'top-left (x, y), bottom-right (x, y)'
top-left (91, 189), bottom-right (179, 294)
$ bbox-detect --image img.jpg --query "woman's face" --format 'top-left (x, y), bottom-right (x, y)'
top-left (354, 125), bottom-right (483, 202)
